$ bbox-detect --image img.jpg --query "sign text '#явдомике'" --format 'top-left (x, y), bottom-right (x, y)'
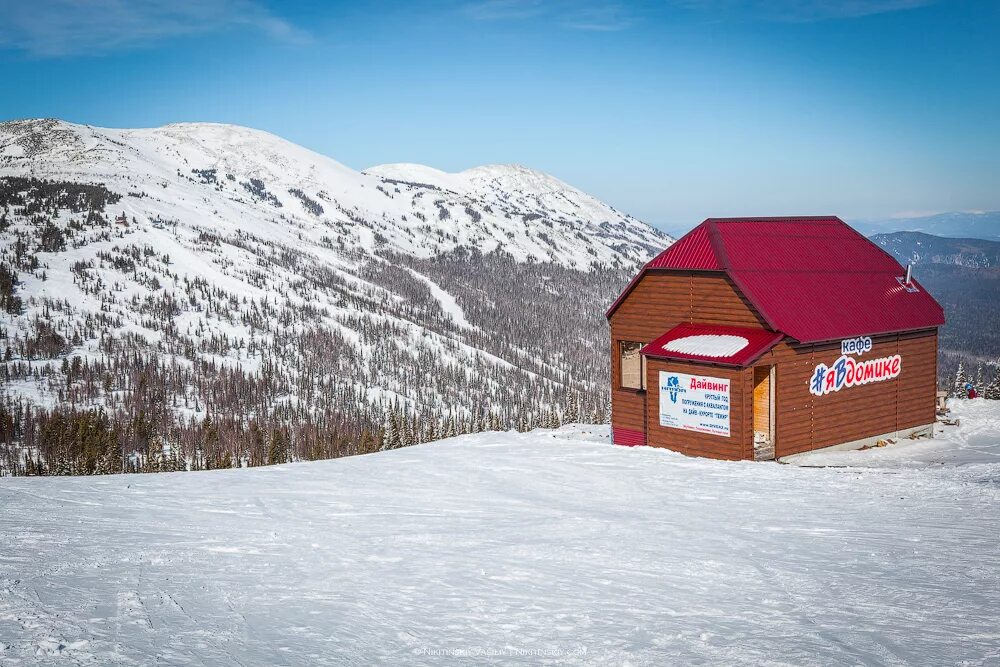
top-left (810, 353), bottom-right (901, 396)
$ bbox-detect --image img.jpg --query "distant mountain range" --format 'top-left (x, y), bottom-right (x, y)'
top-left (853, 211), bottom-right (1000, 241)
top-left (873, 230), bottom-right (1000, 368)
top-left (657, 211), bottom-right (1000, 243)
top-left (872, 231), bottom-right (1000, 269)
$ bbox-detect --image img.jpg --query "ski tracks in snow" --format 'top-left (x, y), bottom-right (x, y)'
top-left (0, 577), bottom-right (95, 664)
top-left (1, 422), bottom-right (999, 665)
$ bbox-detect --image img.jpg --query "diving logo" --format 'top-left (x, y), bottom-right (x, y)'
top-left (666, 375), bottom-right (682, 403)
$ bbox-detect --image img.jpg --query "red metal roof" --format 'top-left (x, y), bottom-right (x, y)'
top-left (647, 224), bottom-right (722, 270)
top-left (607, 217), bottom-right (946, 343)
top-left (641, 323), bottom-right (785, 367)
top-left (603, 225), bottom-right (723, 319)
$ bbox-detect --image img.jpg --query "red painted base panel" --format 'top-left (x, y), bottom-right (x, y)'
top-left (612, 427), bottom-right (646, 447)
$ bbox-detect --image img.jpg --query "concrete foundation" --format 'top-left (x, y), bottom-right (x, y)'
top-left (777, 422), bottom-right (936, 462)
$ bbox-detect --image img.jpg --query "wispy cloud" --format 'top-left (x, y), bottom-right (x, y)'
top-left (0, 0), bottom-right (308, 57)
top-left (460, 0), bottom-right (933, 29)
top-left (461, 0), bottom-right (547, 21)
top-left (561, 4), bottom-right (633, 31)
top-left (461, 0), bottom-right (633, 31)
top-left (676, 0), bottom-right (935, 23)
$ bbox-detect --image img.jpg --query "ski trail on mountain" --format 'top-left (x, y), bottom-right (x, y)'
top-left (404, 267), bottom-right (474, 329)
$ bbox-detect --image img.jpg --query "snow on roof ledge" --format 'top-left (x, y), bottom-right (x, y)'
top-left (663, 334), bottom-right (749, 358)
top-left (641, 323), bottom-right (786, 367)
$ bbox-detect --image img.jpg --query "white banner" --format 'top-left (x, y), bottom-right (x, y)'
top-left (659, 371), bottom-right (731, 437)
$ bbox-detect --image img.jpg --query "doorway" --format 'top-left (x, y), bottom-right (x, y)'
top-left (753, 366), bottom-right (775, 460)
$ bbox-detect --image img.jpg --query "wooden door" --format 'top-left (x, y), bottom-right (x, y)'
top-left (753, 366), bottom-right (775, 460)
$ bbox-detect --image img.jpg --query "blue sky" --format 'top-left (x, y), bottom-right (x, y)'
top-left (1, 0), bottom-right (997, 232)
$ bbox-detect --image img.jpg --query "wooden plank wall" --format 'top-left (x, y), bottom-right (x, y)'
top-left (609, 271), bottom-right (766, 439)
top-left (644, 358), bottom-right (751, 460)
top-left (755, 329), bottom-right (938, 458)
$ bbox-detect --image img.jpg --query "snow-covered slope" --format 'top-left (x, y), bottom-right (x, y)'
top-left (0, 119), bottom-right (672, 449)
top-left (1, 403), bottom-right (998, 665)
top-left (872, 231), bottom-right (1000, 268)
top-left (365, 162), bottom-right (645, 250)
top-left (1, 118), bottom-right (667, 268)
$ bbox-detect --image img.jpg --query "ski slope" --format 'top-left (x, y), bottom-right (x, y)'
top-left (1, 402), bottom-right (999, 665)
top-left (404, 267), bottom-right (473, 329)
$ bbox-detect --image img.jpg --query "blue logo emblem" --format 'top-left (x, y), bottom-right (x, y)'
top-left (667, 375), bottom-right (681, 403)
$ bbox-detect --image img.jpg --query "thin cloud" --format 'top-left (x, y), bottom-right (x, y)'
top-left (461, 0), bottom-right (547, 21)
top-left (561, 4), bottom-right (633, 31)
top-left (0, 0), bottom-right (309, 57)
top-left (461, 0), bottom-right (634, 31)
top-left (677, 0), bottom-right (935, 22)
top-left (459, 0), bottom-right (930, 29)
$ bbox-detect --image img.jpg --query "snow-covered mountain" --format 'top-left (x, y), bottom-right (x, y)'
top-left (0, 118), bottom-right (665, 268)
top-left (0, 118), bottom-right (672, 472)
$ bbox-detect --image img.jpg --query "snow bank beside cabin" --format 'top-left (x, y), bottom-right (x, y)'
top-left (786, 399), bottom-right (1000, 468)
top-left (1, 417), bottom-right (999, 665)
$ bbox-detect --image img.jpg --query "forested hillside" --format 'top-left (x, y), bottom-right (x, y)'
top-left (874, 231), bottom-right (1000, 394)
top-left (0, 120), bottom-right (671, 475)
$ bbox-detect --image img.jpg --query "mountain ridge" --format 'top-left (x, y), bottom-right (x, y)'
top-left (0, 118), bottom-right (667, 269)
top-left (853, 211), bottom-right (1000, 241)
top-left (872, 231), bottom-right (1000, 269)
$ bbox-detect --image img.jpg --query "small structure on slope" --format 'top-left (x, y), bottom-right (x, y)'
top-left (606, 216), bottom-right (945, 461)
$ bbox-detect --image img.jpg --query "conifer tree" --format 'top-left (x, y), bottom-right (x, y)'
top-left (398, 413), bottom-right (413, 448)
top-left (563, 393), bottom-right (579, 424)
top-left (951, 362), bottom-right (967, 398)
top-left (985, 365), bottom-right (1000, 400)
top-left (380, 413), bottom-right (399, 452)
top-left (170, 444), bottom-right (185, 471)
top-left (358, 429), bottom-right (375, 455)
top-left (203, 417), bottom-right (220, 470)
top-left (267, 429), bottom-right (286, 465)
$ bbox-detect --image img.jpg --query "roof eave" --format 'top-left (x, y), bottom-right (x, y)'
top-left (640, 353), bottom-right (747, 369)
top-left (787, 323), bottom-right (945, 346)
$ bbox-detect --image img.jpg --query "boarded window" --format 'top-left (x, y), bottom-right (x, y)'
top-left (620, 341), bottom-right (646, 390)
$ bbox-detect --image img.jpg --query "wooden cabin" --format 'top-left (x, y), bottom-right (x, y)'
top-left (606, 217), bottom-right (945, 461)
